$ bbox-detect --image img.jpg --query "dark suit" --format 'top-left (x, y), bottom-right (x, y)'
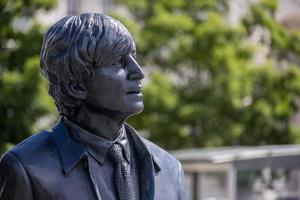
top-left (0, 120), bottom-right (189, 200)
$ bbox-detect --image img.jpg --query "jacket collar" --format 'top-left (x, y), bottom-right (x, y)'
top-left (51, 118), bottom-right (161, 175)
top-left (51, 119), bottom-right (86, 173)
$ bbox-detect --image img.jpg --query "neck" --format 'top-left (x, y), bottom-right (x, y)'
top-left (70, 107), bottom-right (130, 141)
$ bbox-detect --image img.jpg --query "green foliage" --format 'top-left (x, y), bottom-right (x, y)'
top-left (0, 0), bottom-right (56, 153)
top-left (117, 0), bottom-right (300, 149)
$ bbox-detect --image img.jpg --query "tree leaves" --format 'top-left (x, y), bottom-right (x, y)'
top-left (114, 0), bottom-right (300, 149)
top-left (0, 0), bottom-right (56, 153)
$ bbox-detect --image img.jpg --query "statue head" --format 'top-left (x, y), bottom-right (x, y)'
top-left (40, 13), bottom-right (144, 119)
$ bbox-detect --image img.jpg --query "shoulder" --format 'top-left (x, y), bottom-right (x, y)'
top-left (0, 151), bottom-right (30, 184)
top-left (4, 130), bottom-right (56, 166)
top-left (10, 130), bottom-right (52, 154)
top-left (0, 151), bottom-right (25, 175)
top-left (0, 149), bottom-right (36, 199)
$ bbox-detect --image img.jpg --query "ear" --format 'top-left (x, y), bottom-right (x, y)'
top-left (66, 81), bottom-right (87, 100)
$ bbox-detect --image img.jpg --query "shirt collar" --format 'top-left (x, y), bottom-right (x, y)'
top-left (64, 117), bottom-right (131, 165)
top-left (51, 118), bottom-right (161, 174)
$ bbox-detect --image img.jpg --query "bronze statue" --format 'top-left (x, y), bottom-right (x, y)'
top-left (0, 13), bottom-right (189, 200)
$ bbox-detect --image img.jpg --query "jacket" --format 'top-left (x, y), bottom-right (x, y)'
top-left (0, 120), bottom-right (189, 200)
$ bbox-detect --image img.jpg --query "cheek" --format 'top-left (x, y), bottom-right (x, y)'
top-left (91, 71), bottom-right (126, 91)
top-left (108, 78), bottom-right (126, 93)
top-left (96, 75), bottom-right (127, 100)
top-left (86, 68), bottom-right (128, 108)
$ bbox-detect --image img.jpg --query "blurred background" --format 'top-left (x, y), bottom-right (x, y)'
top-left (2, 0), bottom-right (300, 199)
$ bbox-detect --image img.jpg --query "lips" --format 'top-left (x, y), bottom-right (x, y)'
top-left (126, 87), bottom-right (142, 95)
top-left (126, 90), bottom-right (141, 94)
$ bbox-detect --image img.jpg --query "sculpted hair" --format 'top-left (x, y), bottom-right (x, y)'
top-left (40, 13), bottom-right (135, 117)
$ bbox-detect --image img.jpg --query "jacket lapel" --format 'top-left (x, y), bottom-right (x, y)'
top-left (125, 124), bottom-right (161, 200)
top-left (139, 155), bottom-right (156, 200)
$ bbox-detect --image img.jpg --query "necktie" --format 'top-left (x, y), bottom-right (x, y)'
top-left (108, 143), bottom-right (137, 200)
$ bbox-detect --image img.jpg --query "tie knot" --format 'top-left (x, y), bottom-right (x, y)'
top-left (108, 143), bottom-right (126, 163)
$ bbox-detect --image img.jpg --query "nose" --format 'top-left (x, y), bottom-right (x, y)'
top-left (127, 55), bottom-right (145, 81)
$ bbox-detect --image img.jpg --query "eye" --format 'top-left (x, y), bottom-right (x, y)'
top-left (111, 56), bottom-right (123, 67)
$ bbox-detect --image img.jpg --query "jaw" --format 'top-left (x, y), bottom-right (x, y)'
top-left (70, 105), bottom-right (131, 140)
top-left (73, 97), bottom-right (144, 128)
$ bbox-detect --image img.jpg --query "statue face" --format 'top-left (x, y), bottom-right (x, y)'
top-left (83, 52), bottom-right (145, 116)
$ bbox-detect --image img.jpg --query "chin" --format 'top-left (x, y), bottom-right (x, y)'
top-left (129, 103), bottom-right (144, 115)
